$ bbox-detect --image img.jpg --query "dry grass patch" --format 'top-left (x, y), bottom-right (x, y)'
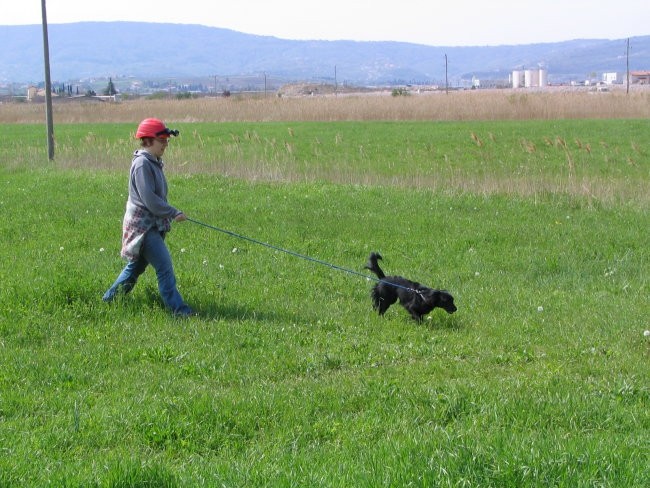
top-left (2, 89), bottom-right (649, 124)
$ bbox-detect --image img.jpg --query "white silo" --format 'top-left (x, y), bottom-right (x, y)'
top-left (524, 69), bottom-right (540, 88)
top-left (538, 68), bottom-right (548, 87)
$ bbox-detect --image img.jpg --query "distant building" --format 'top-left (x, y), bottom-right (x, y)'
top-left (511, 68), bottom-right (548, 88)
top-left (630, 71), bottom-right (650, 84)
top-left (602, 72), bottom-right (624, 84)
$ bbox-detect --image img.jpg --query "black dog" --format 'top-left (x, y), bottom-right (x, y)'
top-left (365, 252), bottom-right (457, 321)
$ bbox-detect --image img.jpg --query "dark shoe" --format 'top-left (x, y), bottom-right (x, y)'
top-left (173, 307), bottom-right (197, 318)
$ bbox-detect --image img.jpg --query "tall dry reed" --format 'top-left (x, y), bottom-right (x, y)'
top-left (2, 88), bottom-right (649, 124)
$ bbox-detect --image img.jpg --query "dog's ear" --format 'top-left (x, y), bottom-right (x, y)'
top-left (434, 290), bottom-right (449, 301)
top-left (429, 289), bottom-right (447, 302)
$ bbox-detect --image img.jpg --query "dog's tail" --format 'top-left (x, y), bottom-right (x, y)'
top-left (365, 252), bottom-right (386, 279)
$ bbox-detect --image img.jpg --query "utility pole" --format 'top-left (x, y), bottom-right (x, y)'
top-left (626, 38), bottom-right (630, 95)
top-left (41, 0), bottom-right (54, 160)
top-left (444, 54), bottom-right (449, 95)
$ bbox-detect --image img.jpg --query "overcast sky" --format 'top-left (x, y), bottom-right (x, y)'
top-left (4, 1), bottom-right (648, 46)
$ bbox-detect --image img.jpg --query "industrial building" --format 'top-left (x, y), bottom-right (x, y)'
top-left (511, 68), bottom-right (548, 88)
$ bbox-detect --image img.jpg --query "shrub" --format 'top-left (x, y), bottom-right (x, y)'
top-left (175, 91), bottom-right (196, 100)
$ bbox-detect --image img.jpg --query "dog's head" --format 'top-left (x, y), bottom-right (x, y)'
top-left (435, 290), bottom-right (457, 314)
top-left (416, 288), bottom-right (457, 314)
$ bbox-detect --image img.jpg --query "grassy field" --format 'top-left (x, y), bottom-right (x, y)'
top-left (0, 97), bottom-right (649, 486)
top-left (3, 118), bottom-right (649, 203)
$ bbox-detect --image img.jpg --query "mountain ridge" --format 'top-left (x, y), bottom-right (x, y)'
top-left (1, 22), bottom-right (648, 86)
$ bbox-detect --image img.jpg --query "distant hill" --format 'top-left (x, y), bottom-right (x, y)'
top-left (1, 22), bottom-right (648, 86)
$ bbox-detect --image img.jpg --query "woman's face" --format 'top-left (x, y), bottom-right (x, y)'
top-left (149, 137), bottom-right (169, 158)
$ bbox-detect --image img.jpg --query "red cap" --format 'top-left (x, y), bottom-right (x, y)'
top-left (135, 118), bottom-right (179, 139)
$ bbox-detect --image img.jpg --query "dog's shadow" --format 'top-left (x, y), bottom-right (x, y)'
top-left (422, 312), bottom-right (463, 331)
top-left (374, 308), bottom-right (463, 330)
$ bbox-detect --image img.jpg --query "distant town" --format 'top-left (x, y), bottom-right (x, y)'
top-left (2, 68), bottom-right (649, 103)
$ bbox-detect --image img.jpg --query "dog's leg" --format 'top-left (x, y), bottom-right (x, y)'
top-left (371, 283), bottom-right (397, 316)
top-left (378, 297), bottom-right (392, 316)
top-left (409, 310), bottom-right (424, 322)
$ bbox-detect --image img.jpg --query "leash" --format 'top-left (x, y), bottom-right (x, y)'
top-left (186, 217), bottom-right (421, 295)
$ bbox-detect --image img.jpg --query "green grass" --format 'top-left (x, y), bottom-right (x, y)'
top-left (3, 119), bottom-right (649, 203)
top-left (0, 120), bottom-right (649, 486)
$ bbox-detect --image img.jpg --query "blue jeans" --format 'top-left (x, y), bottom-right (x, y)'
top-left (103, 230), bottom-right (192, 315)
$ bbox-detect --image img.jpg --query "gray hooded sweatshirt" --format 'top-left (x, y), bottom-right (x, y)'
top-left (120, 150), bottom-right (182, 261)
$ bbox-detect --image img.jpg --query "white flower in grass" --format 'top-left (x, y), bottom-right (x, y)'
top-left (232, 247), bottom-right (238, 253)
top-left (180, 248), bottom-right (186, 253)
top-left (219, 264), bottom-right (224, 269)
top-left (475, 271), bottom-right (480, 277)
top-left (59, 246), bottom-right (64, 251)
top-left (99, 247), bottom-right (105, 252)
top-left (202, 259), bottom-right (208, 266)
top-left (644, 330), bottom-right (650, 337)
top-left (537, 306), bottom-right (544, 312)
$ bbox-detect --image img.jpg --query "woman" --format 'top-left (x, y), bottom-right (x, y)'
top-left (103, 118), bottom-right (194, 317)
